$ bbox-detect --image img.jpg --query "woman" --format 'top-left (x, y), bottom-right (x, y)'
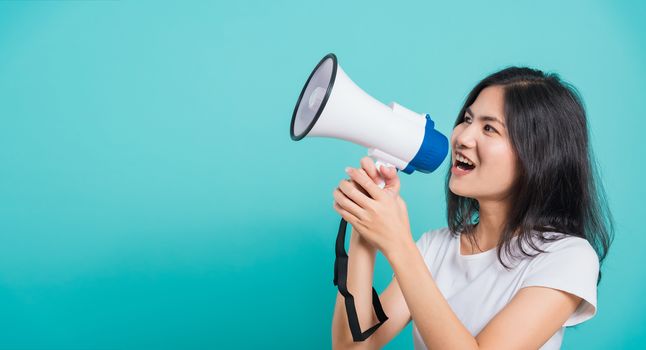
top-left (331, 67), bottom-right (613, 349)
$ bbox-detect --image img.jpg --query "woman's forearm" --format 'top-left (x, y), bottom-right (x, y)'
top-left (387, 240), bottom-right (479, 350)
top-left (332, 228), bottom-right (378, 348)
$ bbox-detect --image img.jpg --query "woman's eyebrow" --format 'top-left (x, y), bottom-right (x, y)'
top-left (466, 107), bottom-right (506, 128)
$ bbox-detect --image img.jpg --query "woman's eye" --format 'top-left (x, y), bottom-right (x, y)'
top-left (484, 125), bottom-right (496, 133)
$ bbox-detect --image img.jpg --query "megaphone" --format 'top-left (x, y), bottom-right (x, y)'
top-left (290, 53), bottom-right (448, 175)
top-left (289, 53), bottom-right (449, 343)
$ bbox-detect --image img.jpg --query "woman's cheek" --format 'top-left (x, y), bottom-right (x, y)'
top-left (489, 155), bottom-right (518, 193)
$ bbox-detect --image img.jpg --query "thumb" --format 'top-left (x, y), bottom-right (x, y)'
top-left (380, 166), bottom-right (400, 191)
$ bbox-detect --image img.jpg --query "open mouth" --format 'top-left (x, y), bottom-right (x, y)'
top-left (454, 152), bottom-right (476, 171)
top-left (451, 152), bottom-right (476, 176)
top-left (455, 160), bottom-right (475, 171)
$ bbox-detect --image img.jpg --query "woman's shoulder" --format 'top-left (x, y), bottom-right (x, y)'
top-left (531, 231), bottom-right (597, 257)
top-left (414, 227), bottom-right (456, 256)
top-left (418, 226), bottom-right (455, 244)
top-left (521, 231), bottom-right (600, 272)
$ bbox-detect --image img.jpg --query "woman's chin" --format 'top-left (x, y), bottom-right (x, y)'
top-left (449, 185), bottom-right (476, 199)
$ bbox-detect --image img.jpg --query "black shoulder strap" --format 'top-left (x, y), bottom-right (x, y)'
top-left (333, 218), bottom-right (388, 341)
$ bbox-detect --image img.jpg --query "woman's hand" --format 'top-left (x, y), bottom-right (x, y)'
top-left (332, 157), bottom-right (414, 259)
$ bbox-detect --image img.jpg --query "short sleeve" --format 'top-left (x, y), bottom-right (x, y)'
top-left (520, 237), bottom-right (600, 327)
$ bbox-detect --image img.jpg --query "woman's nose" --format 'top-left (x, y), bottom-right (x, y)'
top-left (454, 125), bottom-right (477, 149)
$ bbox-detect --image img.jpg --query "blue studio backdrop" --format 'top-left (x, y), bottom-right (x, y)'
top-left (0, 1), bottom-right (645, 349)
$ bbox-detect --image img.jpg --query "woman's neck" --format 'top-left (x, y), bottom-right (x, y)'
top-left (462, 198), bottom-right (511, 254)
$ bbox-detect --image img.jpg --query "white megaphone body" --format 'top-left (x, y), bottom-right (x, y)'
top-left (290, 53), bottom-right (448, 179)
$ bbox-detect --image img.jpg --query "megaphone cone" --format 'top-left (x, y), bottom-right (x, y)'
top-left (290, 53), bottom-right (448, 174)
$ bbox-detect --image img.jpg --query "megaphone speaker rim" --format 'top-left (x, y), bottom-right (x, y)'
top-left (290, 53), bottom-right (338, 141)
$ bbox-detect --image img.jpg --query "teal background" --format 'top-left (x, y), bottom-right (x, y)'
top-left (0, 0), bottom-right (644, 349)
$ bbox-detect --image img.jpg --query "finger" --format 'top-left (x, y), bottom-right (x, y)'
top-left (333, 188), bottom-right (365, 219)
top-left (379, 164), bottom-right (397, 179)
top-left (346, 167), bottom-right (383, 200)
top-left (344, 178), bottom-right (369, 197)
top-left (333, 201), bottom-right (360, 226)
top-left (338, 178), bottom-right (373, 208)
top-left (360, 157), bottom-right (381, 185)
top-left (380, 166), bottom-right (400, 190)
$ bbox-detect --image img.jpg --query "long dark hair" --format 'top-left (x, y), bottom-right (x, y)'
top-left (446, 67), bottom-right (614, 280)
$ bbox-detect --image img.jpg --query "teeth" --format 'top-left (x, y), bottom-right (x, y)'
top-left (456, 154), bottom-right (474, 166)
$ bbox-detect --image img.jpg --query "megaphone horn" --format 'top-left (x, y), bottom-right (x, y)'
top-left (290, 53), bottom-right (448, 174)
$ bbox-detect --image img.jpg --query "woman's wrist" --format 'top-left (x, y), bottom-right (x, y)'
top-left (384, 234), bottom-right (417, 264)
top-left (350, 228), bottom-right (377, 254)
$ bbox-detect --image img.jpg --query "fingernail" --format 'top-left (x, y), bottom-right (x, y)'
top-left (345, 167), bottom-right (351, 174)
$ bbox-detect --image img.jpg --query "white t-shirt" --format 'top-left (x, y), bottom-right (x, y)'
top-left (409, 227), bottom-right (599, 350)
